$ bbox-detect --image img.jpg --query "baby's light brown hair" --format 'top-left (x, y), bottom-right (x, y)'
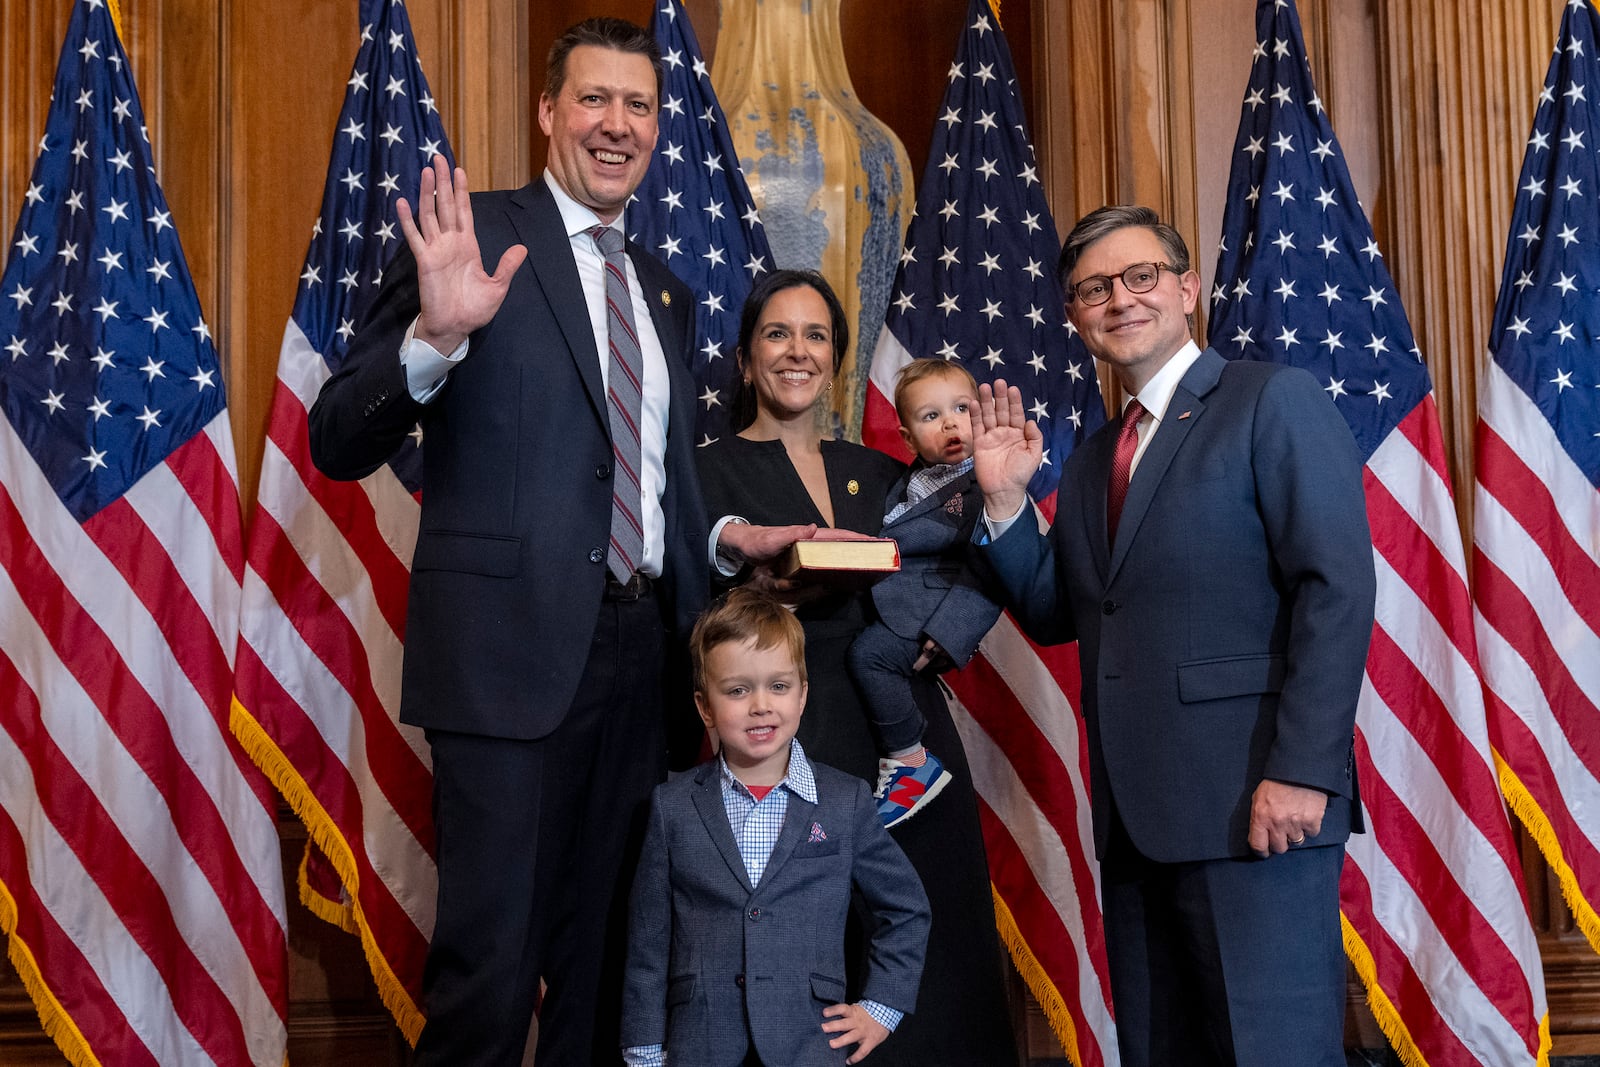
top-left (893, 358), bottom-right (980, 427)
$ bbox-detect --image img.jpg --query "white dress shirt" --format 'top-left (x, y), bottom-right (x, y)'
top-left (984, 339), bottom-right (1204, 539)
top-left (400, 170), bottom-right (673, 576)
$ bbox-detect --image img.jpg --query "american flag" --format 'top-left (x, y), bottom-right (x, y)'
top-left (0, 0), bottom-right (288, 1062)
top-left (1209, 0), bottom-right (1549, 1062)
top-left (627, 0), bottom-right (773, 447)
top-left (862, 1), bottom-right (1115, 1063)
top-left (228, 0), bottom-right (447, 1041)
top-left (1475, 0), bottom-right (1600, 961)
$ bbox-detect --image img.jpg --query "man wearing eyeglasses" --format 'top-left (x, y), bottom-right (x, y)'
top-left (971, 205), bottom-right (1375, 1066)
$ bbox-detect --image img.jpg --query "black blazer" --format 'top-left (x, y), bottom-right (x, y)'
top-left (309, 180), bottom-right (708, 740)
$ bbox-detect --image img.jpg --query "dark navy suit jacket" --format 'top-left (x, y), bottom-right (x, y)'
top-left (870, 469), bottom-right (1001, 669)
top-left (621, 755), bottom-right (929, 1066)
top-left (308, 179), bottom-right (708, 741)
top-left (978, 348), bottom-right (1375, 863)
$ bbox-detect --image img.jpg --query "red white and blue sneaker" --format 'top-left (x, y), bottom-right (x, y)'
top-left (874, 751), bottom-right (953, 829)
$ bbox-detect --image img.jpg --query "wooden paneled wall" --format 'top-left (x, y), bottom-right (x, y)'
top-left (2, 0), bottom-right (1596, 1060)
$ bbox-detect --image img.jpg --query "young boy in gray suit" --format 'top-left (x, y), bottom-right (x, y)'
top-left (848, 360), bottom-right (1004, 828)
top-left (621, 588), bottom-right (929, 1066)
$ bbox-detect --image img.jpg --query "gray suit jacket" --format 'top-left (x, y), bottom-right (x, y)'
top-left (621, 755), bottom-right (929, 1065)
top-left (977, 349), bottom-right (1375, 863)
top-left (870, 469), bottom-right (1002, 668)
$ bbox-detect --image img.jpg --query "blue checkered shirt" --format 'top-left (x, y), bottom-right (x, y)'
top-left (621, 739), bottom-right (902, 1066)
top-left (883, 456), bottom-right (974, 526)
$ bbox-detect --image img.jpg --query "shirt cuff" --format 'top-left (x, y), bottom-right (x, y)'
top-left (980, 497), bottom-right (1030, 542)
top-left (622, 1044), bottom-right (665, 1066)
top-left (401, 317), bottom-right (468, 402)
top-left (709, 514), bottom-right (749, 576)
top-left (861, 999), bottom-right (903, 1032)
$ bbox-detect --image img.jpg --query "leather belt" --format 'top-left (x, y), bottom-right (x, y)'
top-left (603, 572), bottom-right (652, 601)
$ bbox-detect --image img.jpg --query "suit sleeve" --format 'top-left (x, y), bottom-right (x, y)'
top-left (1253, 368), bottom-right (1376, 795)
top-left (919, 565), bottom-right (1005, 667)
top-left (970, 508), bottom-right (1078, 647)
top-left (621, 787), bottom-right (673, 1048)
top-left (849, 779), bottom-right (931, 1015)
top-left (307, 245), bottom-right (430, 481)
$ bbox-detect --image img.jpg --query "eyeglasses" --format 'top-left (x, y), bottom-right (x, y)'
top-left (1066, 262), bottom-right (1178, 306)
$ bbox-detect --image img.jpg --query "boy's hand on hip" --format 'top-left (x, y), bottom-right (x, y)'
top-left (822, 1002), bottom-right (889, 1063)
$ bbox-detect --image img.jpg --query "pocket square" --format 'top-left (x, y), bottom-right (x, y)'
top-left (808, 821), bottom-right (827, 844)
top-left (945, 493), bottom-right (964, 517)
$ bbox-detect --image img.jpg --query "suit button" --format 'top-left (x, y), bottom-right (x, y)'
top-left (735, 974), bottom-right (745, 987)
top-left (595, 463), bottom-right (611, 479)
top-left (748, 906), bottom-right (761, 921)
top-left (588, 548), bottom-right (604, 564)
top-left (1102, 600), bottom-right (1118, 615)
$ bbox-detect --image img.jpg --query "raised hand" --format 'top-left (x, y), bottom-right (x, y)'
top-left (972, 378), bottom-right (1044, 520)
top-left (398, 154), bottom-right (528, 354)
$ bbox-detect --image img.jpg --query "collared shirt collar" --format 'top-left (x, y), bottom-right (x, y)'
top-left (542, 168), bottom-right (622, 241)
top-left (1125, 339), bottom-right (1203, 425)
top-left (718, 738), bottom-right (818, 804)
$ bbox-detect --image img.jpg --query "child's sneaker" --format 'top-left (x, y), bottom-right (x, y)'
top-left (874, 752), bottom-right (953, 829)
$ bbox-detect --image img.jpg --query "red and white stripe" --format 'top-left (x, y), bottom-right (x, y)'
top-left (0, 413), bottom-right (289, 1065)
top-left (865, 355), bottom-right (1120, 1067)
top-left (231, 317), bottom-right (435, 1039)
top-left (1475, 356), bottom-right (1600, 950)
top-left (1343, 397), bottom-right (1549, 1065)
top-left (948, 614), bottom-right (1118, 1067)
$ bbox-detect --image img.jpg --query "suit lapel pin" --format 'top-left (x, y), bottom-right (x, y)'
top-left (660, 289), bottom-right (671, 307)
top-left (1177, 410), bottom-right (1192, 420)
top-left (847, 479), bottom-right (860, 496)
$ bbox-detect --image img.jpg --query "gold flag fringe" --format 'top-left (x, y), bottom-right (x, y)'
top-left (991, 883), bottom-right (1087, 1066)
top-left (0, 875), bottom-right (103, 1066)
top-left (1497, 753), bottom-right (1600, 954)
top-left (230, 696), bottom-right (425, 1044)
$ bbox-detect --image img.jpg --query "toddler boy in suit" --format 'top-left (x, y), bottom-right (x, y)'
top-left (848, 360), bottom-right (1004, 827)
top-left (621, 588), bottom-right (930, 1066)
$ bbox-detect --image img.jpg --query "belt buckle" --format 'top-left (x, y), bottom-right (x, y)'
top-left (606, 572), bottom-right (648, 601)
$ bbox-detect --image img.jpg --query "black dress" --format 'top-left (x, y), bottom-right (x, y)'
top-left (697, 435), bottom-right (1020, 1064)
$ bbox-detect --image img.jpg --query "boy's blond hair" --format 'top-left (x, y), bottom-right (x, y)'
top-left (690, 587), bottom-right (807, 692)
top-left (893, 358), bottom-right (980, 425)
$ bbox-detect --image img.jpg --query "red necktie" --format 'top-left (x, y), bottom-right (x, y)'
top-left (588, 225), bottom-right (645, 581)
top-left (1107, 399), bottom-right (1146, 544)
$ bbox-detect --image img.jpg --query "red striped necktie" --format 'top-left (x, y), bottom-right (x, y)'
top-left (589, 224), bottom-right (645, 581)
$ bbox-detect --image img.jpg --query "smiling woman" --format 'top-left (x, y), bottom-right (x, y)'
top-left (695, 270), bottom-right (1020, 1062)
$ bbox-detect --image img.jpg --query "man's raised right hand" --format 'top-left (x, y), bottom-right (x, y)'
top-left (973, 378), bottom-right (1043, 521)
top-left (399, 154), bottom-right (528, 354)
